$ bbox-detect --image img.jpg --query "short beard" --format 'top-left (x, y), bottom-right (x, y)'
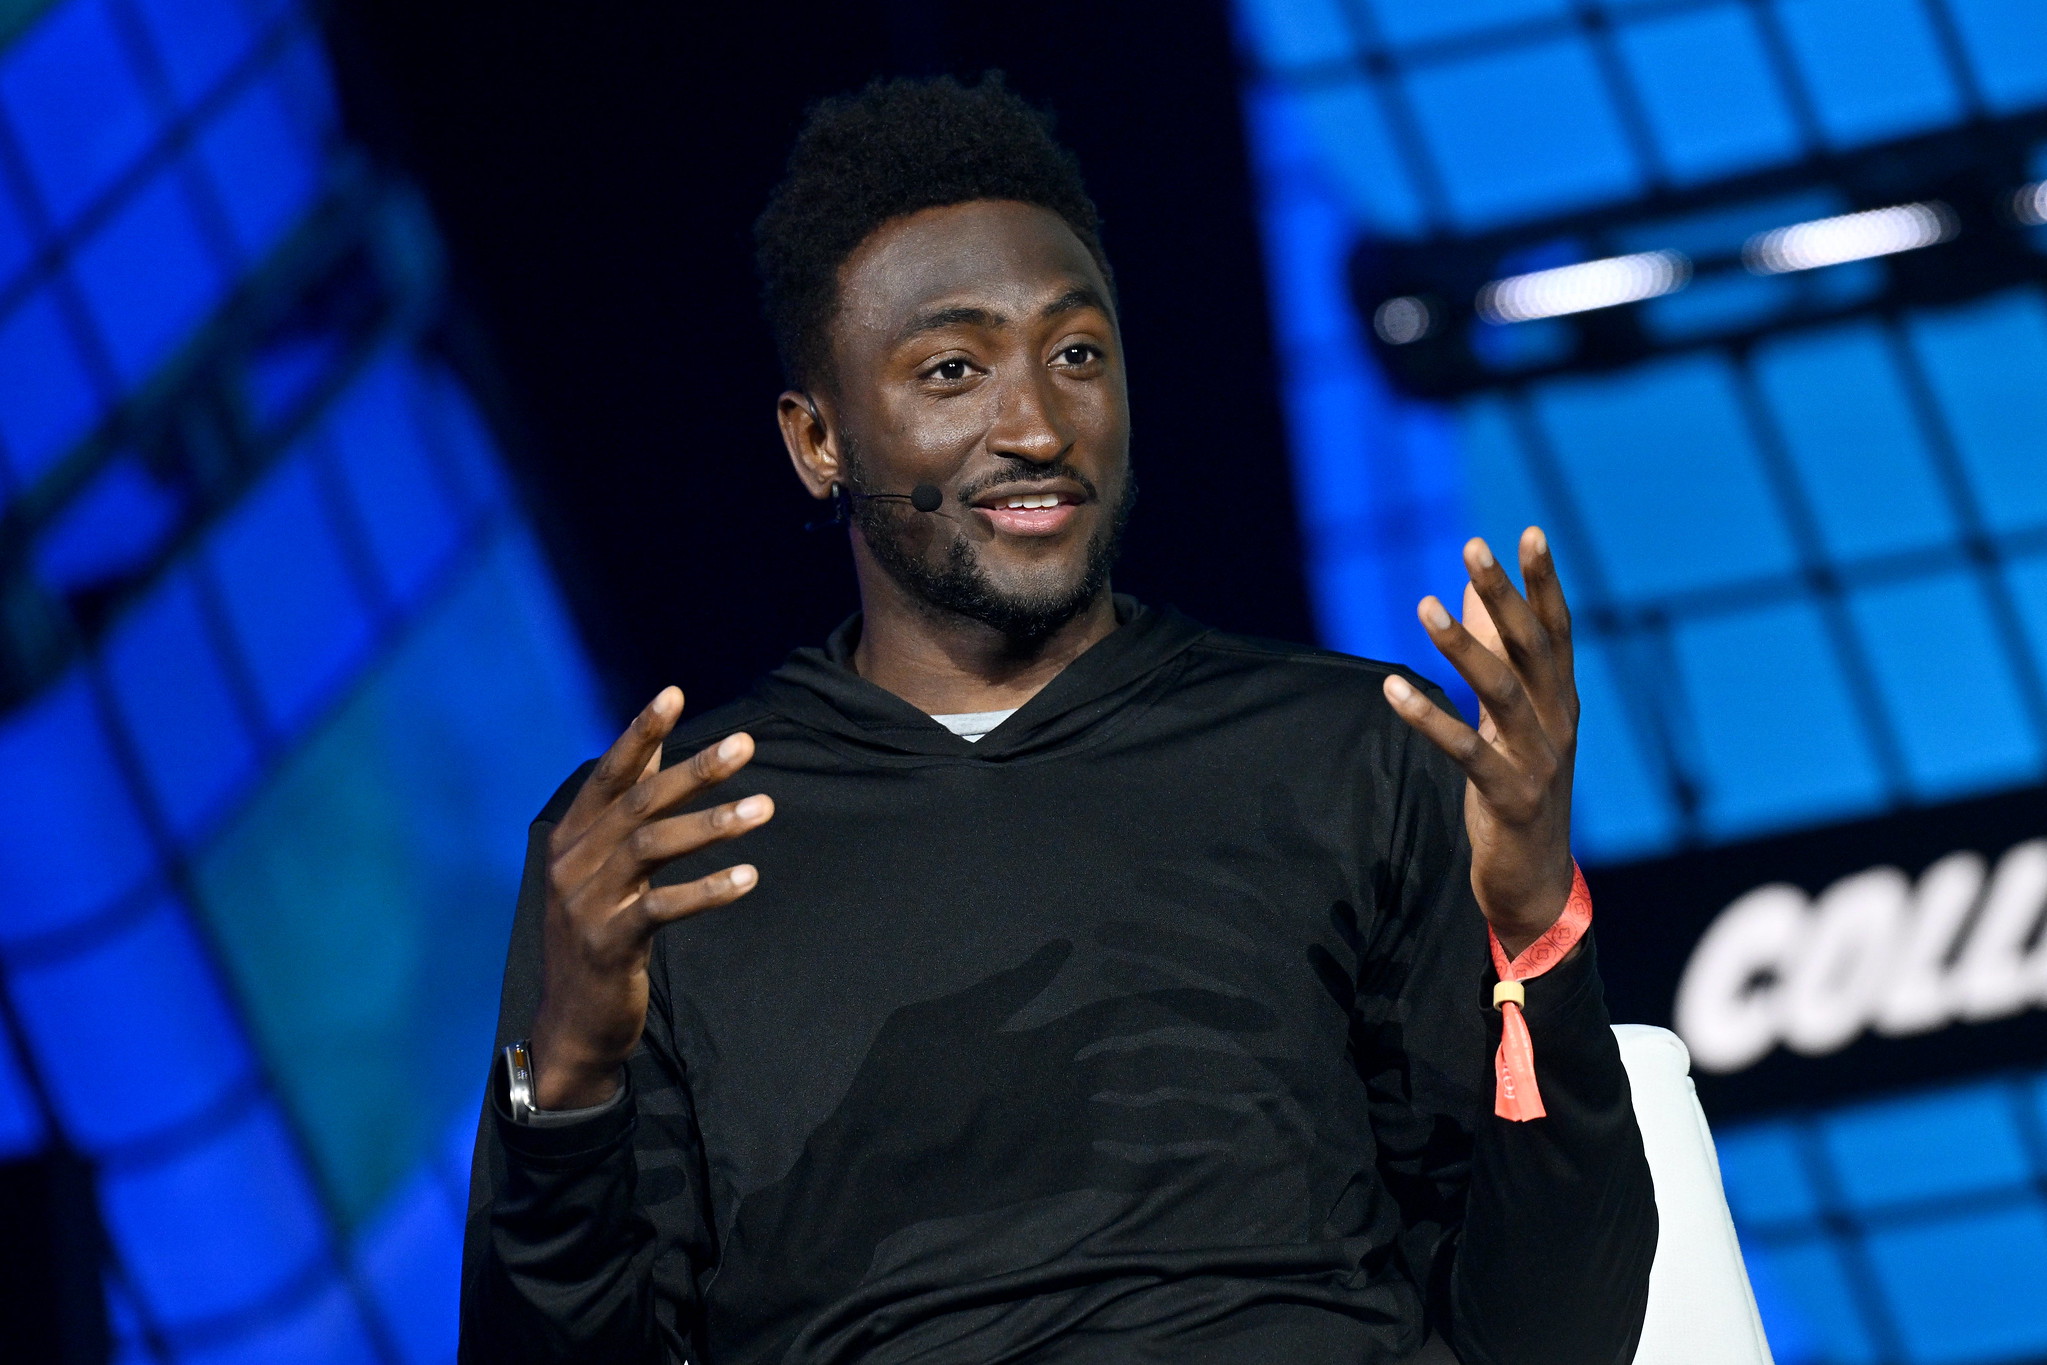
top-left (846, 453), bottom-right (1136, 645)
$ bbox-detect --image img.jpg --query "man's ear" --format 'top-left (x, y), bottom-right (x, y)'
top-left (777, 390), bottom-right (840, 500)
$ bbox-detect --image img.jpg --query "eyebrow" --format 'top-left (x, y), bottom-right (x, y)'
top-left (1040, 286), bottom-right (1111, 321)
top-left (894, 286), bottom-right (1113, 345)
top-left (898, 305), bottom-right (1000, 343)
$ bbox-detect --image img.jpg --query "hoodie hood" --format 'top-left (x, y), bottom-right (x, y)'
top-left (751, 595), bottom-right (1210, 763)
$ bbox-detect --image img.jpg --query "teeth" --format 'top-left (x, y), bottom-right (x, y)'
top-left (1001, 494), bottom-right (1061, 509)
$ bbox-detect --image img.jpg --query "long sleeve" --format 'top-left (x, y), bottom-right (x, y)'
top-left (1361, 691), bottom-right (1657, 1365)
top-left (458, 766), bottom-right (716, 1364)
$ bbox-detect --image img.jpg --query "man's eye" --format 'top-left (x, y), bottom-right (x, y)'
top-left (932, 359), bottom-right (970, 381)
top-left (1059, 345), bottom-right (1099, 366)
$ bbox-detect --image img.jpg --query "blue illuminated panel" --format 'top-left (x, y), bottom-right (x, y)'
top-left (1406, 36), bottom-right (1642, 230)
top-left (1672, 600), bottom-right (1887, 838)
top-left (0, 671), bottom-right (160, 944)
top-left (355, 1162), bottom-right (465, 1365)
top-left (1719, 1076), bottom-right (2047, 1364)
top-left (1612, 5), bottom-right (1801, 184)
top-left (102, 562), bottom-right (263, 847)
top-left (1534, 353), bottom-right (1799, 602)
top-left (174, 1281), bottom-right (384, 1365)
top-left (1848, 573), bottom-right (2040, 799)
top-left (71, 170), bottom-right (230, 383)
top-left (1773, 0), bottom-right (1964, 149)
top-left (319, 353), bottom-right (468, 610)
top-left (1748, 324), bottom-right (1955, 562)
top-left (0, 0), bottom-right (612, 1359)
top-left (0, 292), bottom-right (104, 488)
top-left (0, 0), bottom-right (159, 229)
top-left (10, 893), bottom-right (258, 1153)
top-left (1947, 0), bottom-right (2047, 112)
top-left (198, 71), bottom-right (325, 262)
top-left (1906, 293), bottom-right (2047, 537)
top-left (203, 449), bottom-right (378, 734)
top-left (99, 1101), bottom-right (331, 1329)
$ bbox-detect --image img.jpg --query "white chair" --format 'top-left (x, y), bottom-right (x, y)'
top-left (1615, 1023), bottom-right (1775, 1365)
top-left (1405, 1026), bottom-right (1775, 1365)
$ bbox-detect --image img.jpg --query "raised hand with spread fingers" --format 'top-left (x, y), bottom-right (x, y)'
top-left (529, 686), bottom-right (776, 1109)
top-left (1381, 527), bottom-right (1578, 959)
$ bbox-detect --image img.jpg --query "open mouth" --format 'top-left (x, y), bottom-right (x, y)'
top-left (971, 487), bottom-right (1086, 536)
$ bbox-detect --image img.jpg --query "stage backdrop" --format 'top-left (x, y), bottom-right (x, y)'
top-left (0, 0), bottom-right (610, 1359)
top-left (1233, 1), bottom-right (2047, 1361)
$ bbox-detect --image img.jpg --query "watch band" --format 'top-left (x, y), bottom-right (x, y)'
top-left (503, 1039), bottom-right (537, 1124)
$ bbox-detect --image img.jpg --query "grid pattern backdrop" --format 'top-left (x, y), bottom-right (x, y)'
top-left (1716, 1072), bottom-right (2047, 1365)
top-left (0, 0), bottom-right (610, 1360)
top-left (1235, 1), bottom-right (2047, 1361)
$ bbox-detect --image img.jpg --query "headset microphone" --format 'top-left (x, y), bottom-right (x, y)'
top-left (851, 483), bottom-right (944, 513)
top-left (806, 482), bottom-right (947, 531)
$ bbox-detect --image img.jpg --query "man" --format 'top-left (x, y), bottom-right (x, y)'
top-left (462, 75), bottom-right (1656, 1365)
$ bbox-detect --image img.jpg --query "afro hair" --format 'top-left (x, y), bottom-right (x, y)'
top-left (754, 73), bottom-right (1111, 392)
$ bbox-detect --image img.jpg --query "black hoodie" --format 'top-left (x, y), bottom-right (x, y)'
top-left (460, 600), bottom-right (1656, 1365)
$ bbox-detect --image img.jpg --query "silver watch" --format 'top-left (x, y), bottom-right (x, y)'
top-left (503, 1039), bottom-right (537, 1123)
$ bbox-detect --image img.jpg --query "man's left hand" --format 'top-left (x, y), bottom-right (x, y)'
top-left (1382, 527), bottom-right (1578, 959)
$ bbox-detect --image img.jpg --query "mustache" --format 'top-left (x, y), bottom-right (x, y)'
top-left (952, 460), bottom-right (1101, 506)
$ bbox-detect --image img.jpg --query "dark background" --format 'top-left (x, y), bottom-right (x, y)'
top-left (323, 1), bottom-right (1312, 715)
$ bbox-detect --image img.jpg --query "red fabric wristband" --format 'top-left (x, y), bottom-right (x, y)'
top-left (1485, 862), bottom-right (1593, 1122)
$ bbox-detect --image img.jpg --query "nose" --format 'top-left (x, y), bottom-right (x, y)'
top-left (985, 367), bottom-right (1072, 467)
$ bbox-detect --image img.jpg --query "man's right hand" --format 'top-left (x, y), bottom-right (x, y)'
top-left (529, 686), bottom-right (774, 1110)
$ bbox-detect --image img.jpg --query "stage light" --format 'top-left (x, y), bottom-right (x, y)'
top-left (1743, 202), bottom-right (1957, 275)
top-left (2013, 181), bottom-right (2047, 227)
top-left (1474, 251), bottom-right (1690, 325)
top-left (1373, 295), bottom-right (1432, 344)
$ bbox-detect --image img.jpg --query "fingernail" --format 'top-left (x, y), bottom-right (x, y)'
top-left (730, 864), bottom-right (757, 889)
top-left (1529, 526), bottom-right (1549, 557)
top-left (1422, 600), bottom-right (1452, 630)
top-left (1386, 675), bottom-right (1415, 704)
top-left (718, 734), bottom-right (746, 763)
top-left (1471, 539), bottom-right (1495, 570)
top-left (735, 796), bottom-right (766, 821)
top-left (654, 686), bottom-right (681, 715)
